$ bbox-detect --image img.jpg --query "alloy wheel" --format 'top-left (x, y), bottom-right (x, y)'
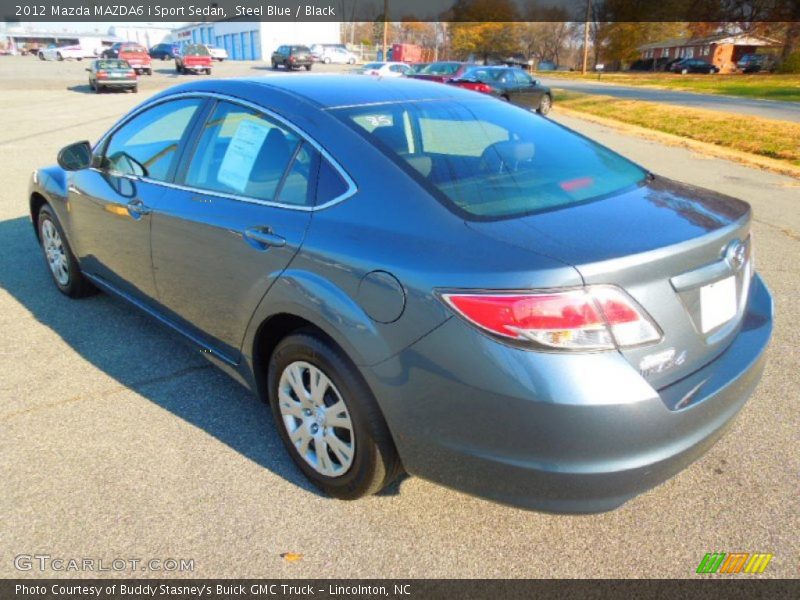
top-left (41, 219), bottom-right (69, 286)
top-left (277, 361), bottom-right (355, 477)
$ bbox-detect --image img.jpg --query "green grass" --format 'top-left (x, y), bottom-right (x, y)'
top-left (554, 90), bottom-right (800, 166)
top-left (542, 72), bottom-right (800, 102)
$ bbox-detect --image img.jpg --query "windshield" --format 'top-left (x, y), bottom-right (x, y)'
top-left (333, 98), bottom-right (646, 219)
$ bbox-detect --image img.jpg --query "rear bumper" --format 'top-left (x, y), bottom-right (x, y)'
top-left (96, 80), bottom-right (137, 88)
top-left (365, 274), bottom-right (773, 513)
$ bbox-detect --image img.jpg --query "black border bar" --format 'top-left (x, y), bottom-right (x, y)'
top-left (3, 579), bottom-right (800, 600)
top-left (2, 0), bottom-right (799, 23)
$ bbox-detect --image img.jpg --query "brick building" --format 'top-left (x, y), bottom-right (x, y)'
top-left (638, 33), bottom-right (779, 73)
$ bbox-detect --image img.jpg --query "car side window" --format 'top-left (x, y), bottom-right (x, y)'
top-left (514, 70), bottom-right (533, 86)
top-left (184, 100), bottom-right (312, 205)
top-left (102, 98), bottom-right (203, 181)
top-left (316, 157), bottom-right (350, 205)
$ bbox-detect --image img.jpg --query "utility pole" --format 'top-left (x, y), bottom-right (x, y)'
top-left (382, 0), bottom-right (389, 61)
top-left (581, 0), bottom-right (591, 74)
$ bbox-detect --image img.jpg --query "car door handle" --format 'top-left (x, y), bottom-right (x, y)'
top-left (243, 226), bottom-right (286, 249)
top-left (126, 199), bottom-right (151, 217)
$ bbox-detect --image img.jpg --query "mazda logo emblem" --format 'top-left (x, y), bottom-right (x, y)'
top-left (725, 239), bottom-right (746, 272)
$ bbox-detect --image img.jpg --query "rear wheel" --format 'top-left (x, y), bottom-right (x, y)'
top-left (304, 64), bottom-right (312, 71)
top-left (132, 85), bottom-right (138, 93)
top-left (57, 53), bottom-right (63, 61)
top-left (268, 331), bottom-right (401, 499)
top-left (37, 205), bottom-right (97, 298)
top-left (206, 68), bottom-right (212, 75)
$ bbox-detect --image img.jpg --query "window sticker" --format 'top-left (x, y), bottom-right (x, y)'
top-left (217, 118), bottom-right (271, 192)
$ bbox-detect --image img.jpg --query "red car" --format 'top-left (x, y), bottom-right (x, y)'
top-left (407, 61), bottom-right (471, 83)
top-left (117, 43), bottom-right (152, 75)
top-left (175, 44), bottom-right (212, 75)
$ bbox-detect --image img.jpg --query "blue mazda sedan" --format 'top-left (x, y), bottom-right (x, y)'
top-left (29, 76), bottom-right (773, 512)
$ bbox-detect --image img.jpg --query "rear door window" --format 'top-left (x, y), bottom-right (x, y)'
top-left (183, 100), bottom-right (316, 206)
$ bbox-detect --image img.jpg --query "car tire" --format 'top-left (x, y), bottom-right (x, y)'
top-left (146, 69), bottom-right (152, 76)
top-left (267, 331), bottom-right (402, 499)
top-left (175, 62), bottom-right (180, 72)
top-left (305, 64), bottom-right (312, 71)
top-left (38, 52), bottom-right (44, 60)
top-left (95, 84), bottom-right (102, 93)
top-left (537, 94), bottom-right (552, 115)
top-left (57, 53), bottom-right (63, 61)
top-left (37, 204), bottom-right (97, 298)
top-left (132, 86), bottom-right (138, 93)
top-left (272, 60), bottom-right (278, 70)
top-left (206, 68), bottom-right (211, 75)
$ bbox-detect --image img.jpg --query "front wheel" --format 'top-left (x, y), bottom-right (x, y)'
top-left (37, 205), bottom-right (97, 298)
top-left (268, 332), bottom-right (401, 499)
top-left (304, 64), bottom-right (312, 71)
top-left (205, 68), bottom-right (212, 75)
top-left (57, 53), bottom-right (63, 61)
top-left (537, 94), bottom-right (552, 115)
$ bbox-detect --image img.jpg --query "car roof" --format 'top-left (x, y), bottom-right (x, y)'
top-left (158, 74), bottom-right (485, 110)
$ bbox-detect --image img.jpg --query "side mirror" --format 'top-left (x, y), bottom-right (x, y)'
top-left (57, 141), bottom-right (93, 171)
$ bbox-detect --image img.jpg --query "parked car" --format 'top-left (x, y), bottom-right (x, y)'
top-left (40, 44), bottom-right (84, 61)
top-left (448, 66), bottom-right (552, 115)
top-left (105, 43), bottom-right (152, 75)
top-left (320, 47), bottom-right (358, 65)
top-left (408, 62), bottom-right (430, 74)
top-left (408, 61), bottom-right (470, 82)
top-left (203, 44), bottom-right (228, 61)
top-left (85, 59), bottom-right (138, 94)
top-left (357, 62), bottom-right (413, 77)
top-left (271, 45), bottom-right (313, 71)
top-left (536, 60), bottom-right (557, 71)
top-left (736, 53), bottom-right (776, 73)
top-left (670, 58), bottom-right (719, 74)
top-left (487, 53), bottom-right (529, 68)
top-left (175, 44), bottom-right (212, 75)
top-left (149, 43), bottom-right (180, 61)
top-left (30, 76), bottom-right (771, 512)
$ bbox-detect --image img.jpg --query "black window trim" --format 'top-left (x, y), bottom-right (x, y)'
top-left (90, 92), bottom-right (357, 212)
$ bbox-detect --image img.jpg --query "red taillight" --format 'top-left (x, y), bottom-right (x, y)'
top-left (442, 286), bottom-right (661, 351)
top-left (126, 70), bottom-right (136, 79)
top-left (289, 55), bottom-right (296, 62)
top-left (97, 70), bottom-right (108, 79)
top-left (475, 83), bottom-right (493, 94)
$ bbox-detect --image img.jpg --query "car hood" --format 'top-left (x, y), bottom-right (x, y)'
top-left (465, 176), bottom-right (749, 266)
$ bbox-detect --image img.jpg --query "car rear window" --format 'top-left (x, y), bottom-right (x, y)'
top-left (185, 45), bottom-right (210, 56)
top-left (333, 98), bottom-right (647, 219)
top-left (420, 62), bottom-right (461, 75)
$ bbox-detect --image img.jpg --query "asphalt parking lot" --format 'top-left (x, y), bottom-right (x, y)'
top-left (1, 55), bottom-right (798, 579)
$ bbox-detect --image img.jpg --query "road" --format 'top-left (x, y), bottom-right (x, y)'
top-left (1, 56), bottom-right (798, 578)
top-left (540, 76), bottom-right (800, 122)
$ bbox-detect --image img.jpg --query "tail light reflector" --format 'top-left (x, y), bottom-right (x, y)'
top-left (474, 83), bottom-right (493, 94)
top-left (97, 70), bottom-right (107, 79)
top-left (441, 286), bottom-right (661, 351)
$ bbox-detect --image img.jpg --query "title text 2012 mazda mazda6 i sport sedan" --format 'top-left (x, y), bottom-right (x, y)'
top-left (29, 76), bottom-right (773, 512)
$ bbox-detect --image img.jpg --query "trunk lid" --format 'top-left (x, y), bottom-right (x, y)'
top-left (184, 54), bottom-right (211, 67)
top-left (466, 176), bottom-right (753, 390)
